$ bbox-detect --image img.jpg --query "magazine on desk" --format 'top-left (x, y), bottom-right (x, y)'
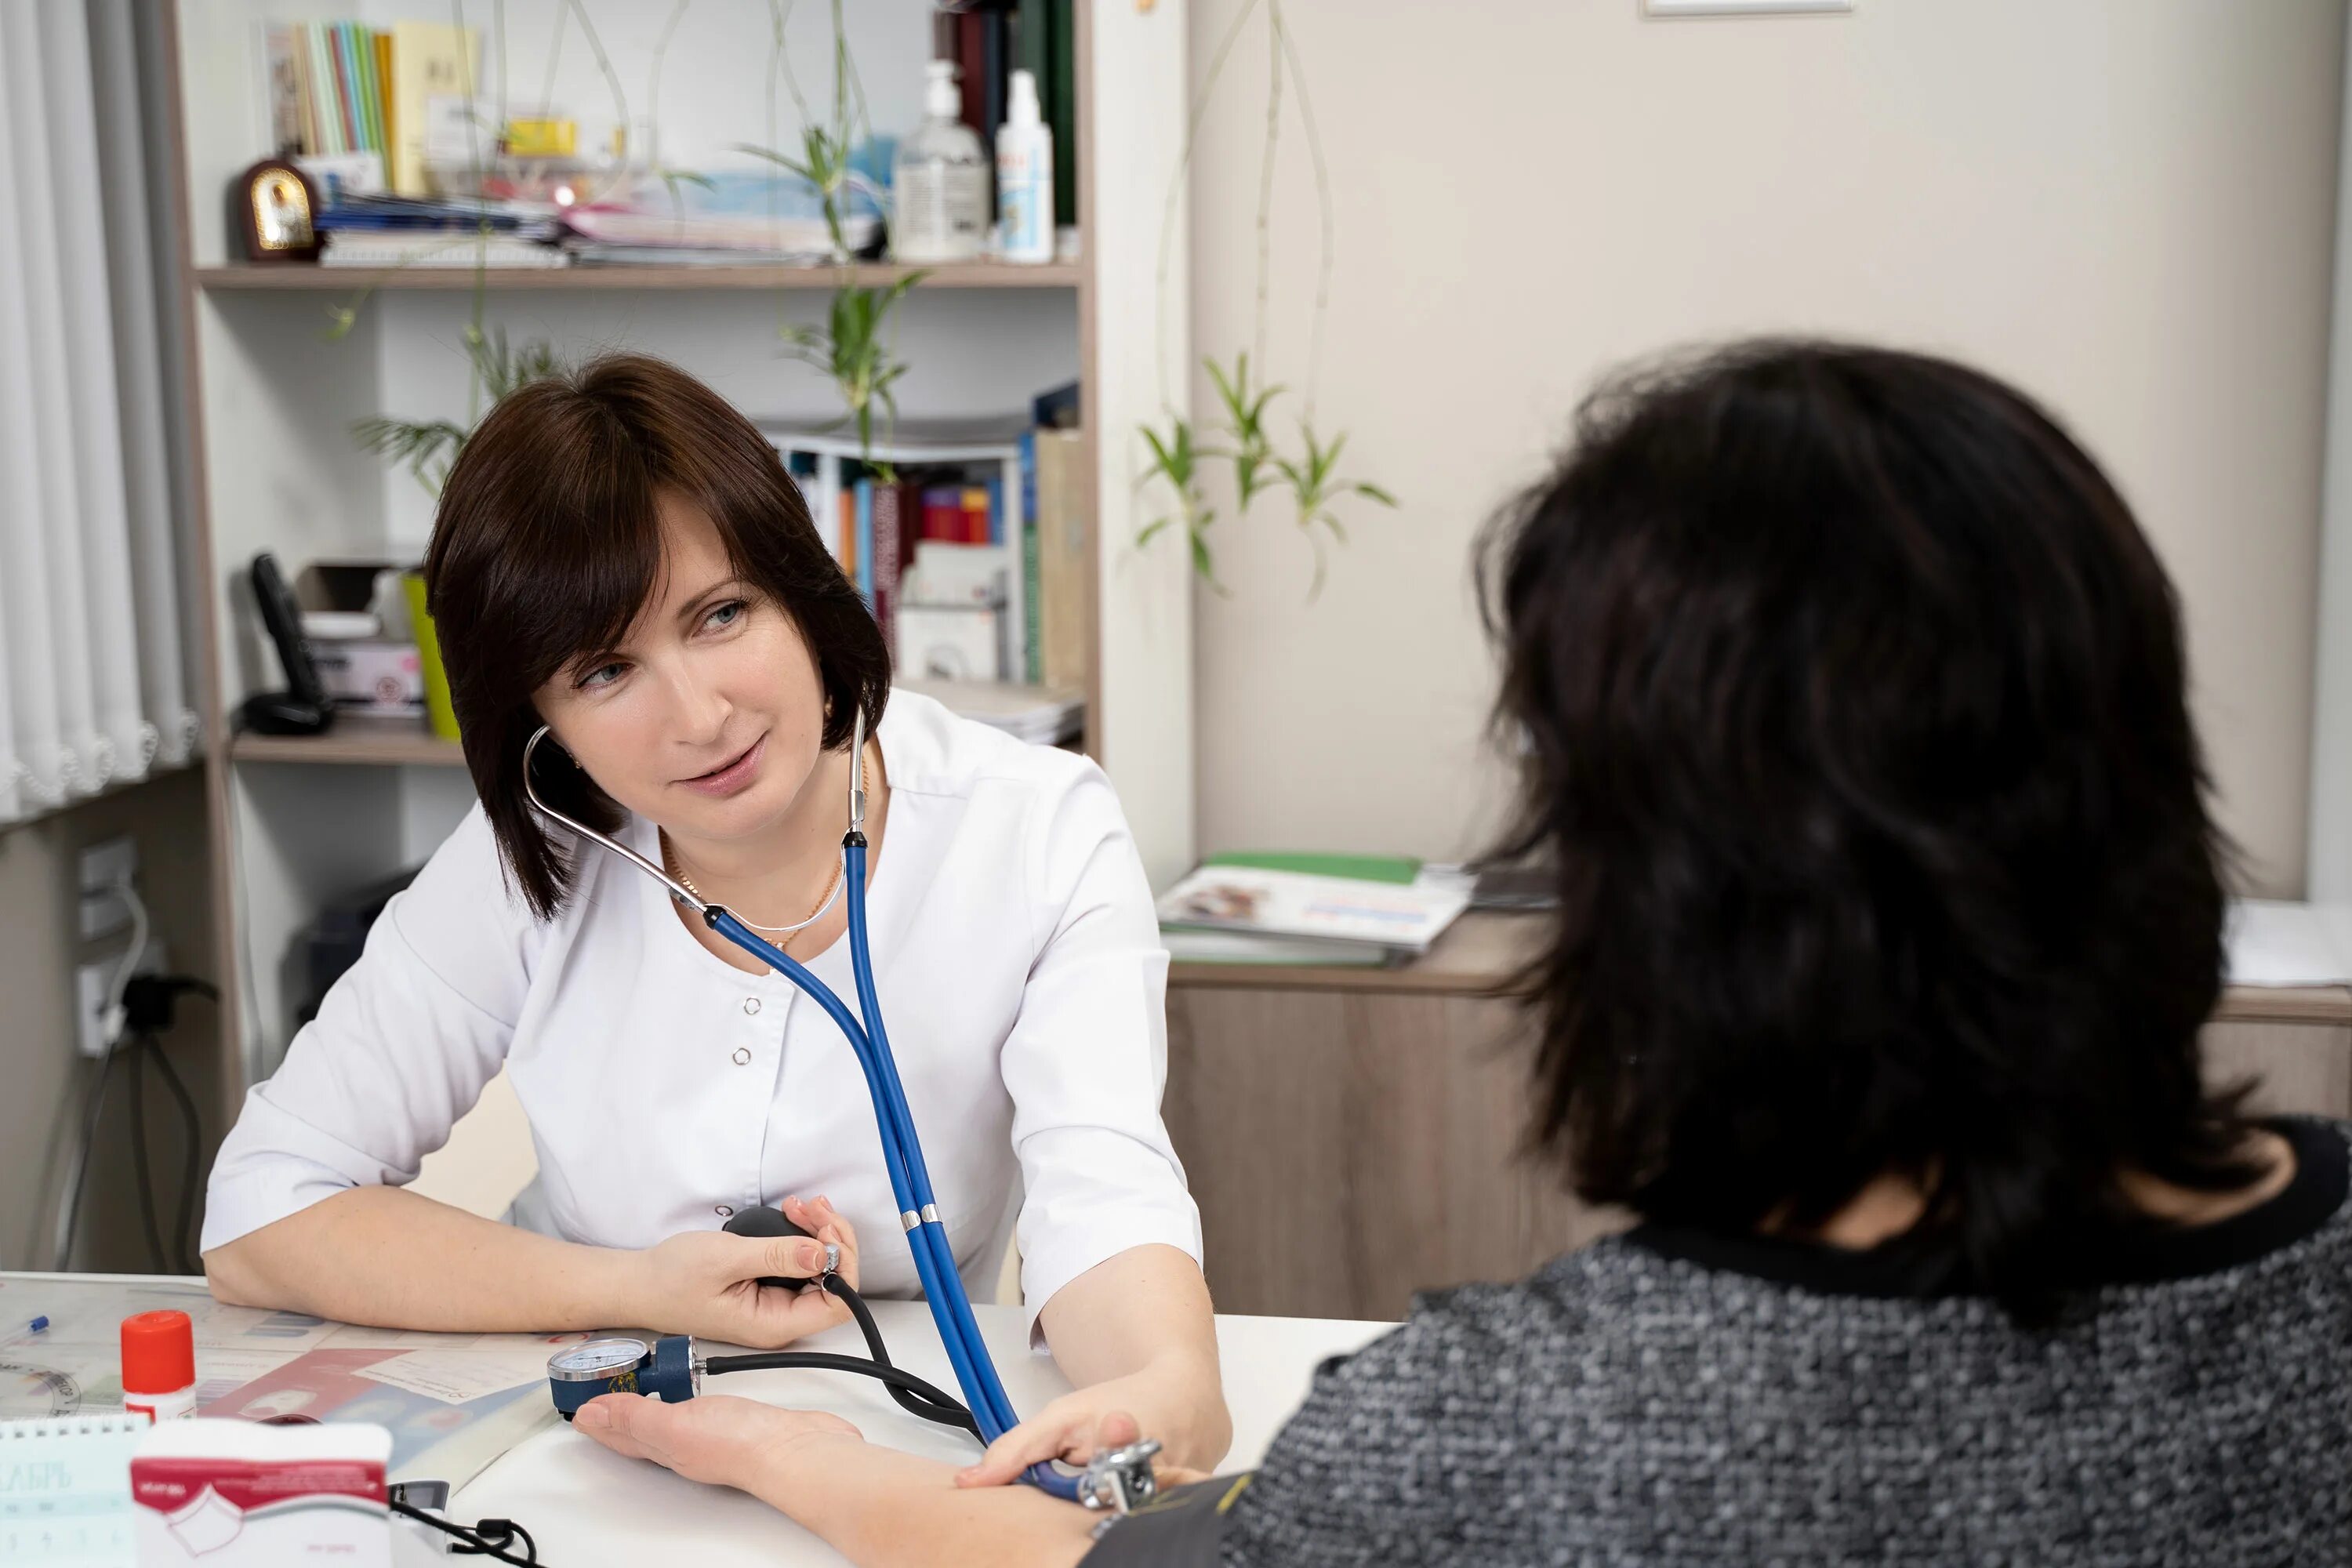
top-left (1155, 866), bottom-right (1469, 955)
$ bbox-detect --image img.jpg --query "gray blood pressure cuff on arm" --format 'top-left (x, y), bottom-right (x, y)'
top-left (1078, 1475), bottom-right (1256, 1568)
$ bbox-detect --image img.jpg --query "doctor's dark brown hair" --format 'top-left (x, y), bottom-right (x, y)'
top-left (1479, 340), bottom-right (2261, 1321)
top-left (422, 352), bottom-right (890, 920)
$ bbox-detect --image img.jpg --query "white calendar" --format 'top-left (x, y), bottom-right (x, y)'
top-left (0, 1412), bottom-right (142, 1568)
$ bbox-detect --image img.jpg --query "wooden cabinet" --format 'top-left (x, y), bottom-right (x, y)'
top-left (1164, 915), bottom-right (2352, 1322)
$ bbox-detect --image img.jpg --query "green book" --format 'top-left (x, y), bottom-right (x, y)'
top-left (1202, 850), bottom-right (1422, 885)
top-left (354, 26), bottom-right (383, 154)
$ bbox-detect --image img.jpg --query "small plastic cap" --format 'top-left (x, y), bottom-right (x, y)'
top-left (122, 1310), bottom-right (195, 1394)
top-left (1007, 69), bottom-right (1042, 123)
top-left (926, 58), bottom-right (961, 118)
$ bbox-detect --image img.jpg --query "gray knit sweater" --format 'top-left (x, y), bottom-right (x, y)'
top-left (1109, 1118), bottom-right (2352, 1567)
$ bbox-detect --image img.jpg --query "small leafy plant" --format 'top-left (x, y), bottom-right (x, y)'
top-left (780, 271), bottom-right (927, 477)
top-left (1274, 422), bottom-right (1395, 599)
top-left (354, 324), bottom-right (563, 491)
top-left (1138, 0), bottom-right (1392, 598)
top-left (1136, 413), bottom-right (1220, 590)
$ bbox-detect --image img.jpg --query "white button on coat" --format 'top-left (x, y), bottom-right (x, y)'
top-left (202, 692), bottom-right (1202, 1333)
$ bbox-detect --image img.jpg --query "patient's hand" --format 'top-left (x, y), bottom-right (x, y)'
top-left (573, 1392), bottom-right (861, 1493)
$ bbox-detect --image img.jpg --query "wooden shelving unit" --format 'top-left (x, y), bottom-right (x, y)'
top-left (194, 261), bottom-right (1083, 292)
top-left (165, 0), bottom-right (1199, 1095)
top-left (227, 728), bottom-right (468, 768)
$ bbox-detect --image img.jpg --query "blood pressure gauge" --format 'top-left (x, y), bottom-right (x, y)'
top-left (546, 1335), bottom-right (700, 1418)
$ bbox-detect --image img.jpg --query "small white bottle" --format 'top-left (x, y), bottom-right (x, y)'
top-left (894, 61), bottom-right (989, 264)
top-left (995, 69), bottom-right (1054, 265)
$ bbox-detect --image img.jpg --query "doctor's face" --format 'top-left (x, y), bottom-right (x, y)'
top-left (531, 491), bottom-right (829, 844)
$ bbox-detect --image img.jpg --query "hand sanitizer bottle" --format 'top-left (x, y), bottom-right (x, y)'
top-left (894, 60), bottom-right (989, 263)
top-left (995, 69), bottom-right (1054, 265)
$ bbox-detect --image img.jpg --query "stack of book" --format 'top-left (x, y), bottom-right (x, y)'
top-left (260, 20), bottom-right (477, 198)
top-left (897, 679), bottom-right (1083, 746)
top-left (318, 193), bottom-right (563, 268)
top-left (764, 389), bottom-right (1087, 697)
top-left (1156, 855), bottom-right (1472, 967)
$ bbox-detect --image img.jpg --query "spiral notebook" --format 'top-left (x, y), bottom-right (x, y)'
top-left (0, 1412), bottom-right (142, 1568)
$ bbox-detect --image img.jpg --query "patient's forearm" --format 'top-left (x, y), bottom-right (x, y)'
top-left (203, 1185), bottom-right (636, 1331)
top-left (752, 1432), bottom-right (1098, 1568)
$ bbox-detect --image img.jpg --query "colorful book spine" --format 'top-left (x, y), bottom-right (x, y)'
top-left (376, 31), bottom-right (397, 160)
top-left (308, 26), bottom-right (342, 154)
top-left (358, 26), bottom-right (385, 152)
top-left (922, 486), bottom-right (963, 543)
top-left (1019, 434), bottom-right (1043, 684)
top-left (872, 482), bottom-right (906, 657)
top-left (962, 486), bottom-right (991, 546)
top-left (333, 25), bottom-right (361, 154)
top-left (285, 24), bottom-right (318, 155)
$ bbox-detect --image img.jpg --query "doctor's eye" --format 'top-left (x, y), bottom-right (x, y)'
top-left (575, 659), bottom-right (629, 691)
top-left (703, 600), bottom-right (750, 632)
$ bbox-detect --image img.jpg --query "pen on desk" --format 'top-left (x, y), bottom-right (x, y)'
top-left (0, 1316), bottom-right (50, 1350)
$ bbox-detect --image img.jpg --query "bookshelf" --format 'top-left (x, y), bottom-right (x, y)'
top-left (163, 0), bottom-right (1196, 1096)
top-left (227, 728), bottom-right (467, 768)
top-left (193, 261), bottom-right (1086, 291)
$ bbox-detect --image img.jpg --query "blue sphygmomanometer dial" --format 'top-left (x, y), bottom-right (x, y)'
top-left (546, 1336), bottom-right (698, 1418)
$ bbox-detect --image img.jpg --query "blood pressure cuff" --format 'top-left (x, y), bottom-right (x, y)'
top-left (1078, 1475), bottom-right (1256, 1568)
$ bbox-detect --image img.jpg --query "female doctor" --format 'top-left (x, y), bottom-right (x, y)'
top-left (201, 353), bottom-right (1231, 1481)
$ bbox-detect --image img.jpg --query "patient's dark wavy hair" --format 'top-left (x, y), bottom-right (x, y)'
top-left (1478, 339), bottom-right (2262, 1320)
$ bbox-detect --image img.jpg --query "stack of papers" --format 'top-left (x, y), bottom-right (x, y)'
top-left (1156, 863), bottom-right (1470, 966)
top-left (0, 1276), bottom-right (557, 1488)
top-left (560, 169), bottom-right (882, 265)
top-left (901, 679), bottom-right (1083, 745)
top-left (318, 191), bottom-right (565, 268)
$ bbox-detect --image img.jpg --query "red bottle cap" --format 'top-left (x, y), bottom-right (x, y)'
top-left (122, 1310), bottom-right (195, 1394)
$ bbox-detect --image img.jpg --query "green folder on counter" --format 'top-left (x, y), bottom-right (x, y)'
top-left (1200, 850), bottom-right (1421, 886)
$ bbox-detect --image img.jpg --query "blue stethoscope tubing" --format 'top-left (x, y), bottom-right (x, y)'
top-left (524, 713), bottom-right (1078, 1501)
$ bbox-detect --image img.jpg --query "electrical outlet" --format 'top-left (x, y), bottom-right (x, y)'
top-left (75, 939), bottom-right (167, 1059)
top-left (79, 835), bottom-right (137, 895)
top-left (79, 888), bottom-right (132, 941)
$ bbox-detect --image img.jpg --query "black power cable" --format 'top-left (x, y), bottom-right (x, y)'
top-left (56, 1042), bottom-right (122, 1270)
top-left (144, 1033), bottom-right (206, 1274)
top-left (127, 1032), bottom-right (166, 1272)
top-left (388, 1497), bottom-right (539, 1565)
top-left (119, 975), bottom-right (217, 1275)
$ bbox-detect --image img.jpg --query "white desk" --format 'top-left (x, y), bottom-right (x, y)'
top-left (0, 1273), bottom-right (1391, 1568)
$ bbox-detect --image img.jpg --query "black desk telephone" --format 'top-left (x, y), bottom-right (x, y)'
top-left (239, 551), bottom-right (334, 736)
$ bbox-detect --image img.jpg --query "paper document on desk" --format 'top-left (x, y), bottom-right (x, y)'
top-left (353, 1346), bottom-right (539, 1404)
top-left (2225, 900), bottom-right (2352, 986)
top-left (1156, 866), bottom-right (1469, 953)
top-left (0, 1278), bottom-right (565, 1487)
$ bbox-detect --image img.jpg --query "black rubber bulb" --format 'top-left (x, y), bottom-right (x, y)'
top-left (724, 1204), bottom-right (819, 1290)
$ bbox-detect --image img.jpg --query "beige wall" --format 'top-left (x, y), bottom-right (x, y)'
top-left (0, 768), bottom-right (223, 1272)
top-left (1187, 0), bottom-right (2345, 897)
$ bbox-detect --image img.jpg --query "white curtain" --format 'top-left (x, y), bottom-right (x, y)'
top-left (0, 0), bottom-right (201, 827)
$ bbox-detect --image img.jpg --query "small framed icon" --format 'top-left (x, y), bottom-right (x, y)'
top-left (233, 158), bottom-right (323, 262)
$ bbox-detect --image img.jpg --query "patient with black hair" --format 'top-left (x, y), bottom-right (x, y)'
top-left (573, 341), bottom-right (2352, 1566)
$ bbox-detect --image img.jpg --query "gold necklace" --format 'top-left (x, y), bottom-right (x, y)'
top-left (662, 750), bottom-right (868, 945)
